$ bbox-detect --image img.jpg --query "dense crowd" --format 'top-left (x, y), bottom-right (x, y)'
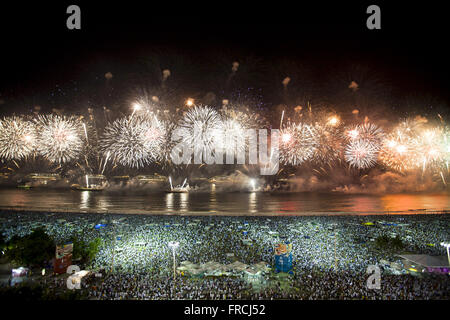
top-left (80, 270), bottom-right (448, 300)
top-left (0, 210), bottom-right (449, 299)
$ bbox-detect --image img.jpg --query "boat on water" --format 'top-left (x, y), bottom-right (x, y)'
top-left (73, 185), bottom-right (105, 191)
top-left (166, 186), bottom-right (190, 193)
top-left (167, 176), bottom-right (190, 193)
top-left (72, 174), bottom-right (108, 191)
top-left (17, 173), bottom-right (63, 189)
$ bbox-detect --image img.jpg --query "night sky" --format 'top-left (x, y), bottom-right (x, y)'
top-left (0, 2), bottom-right (449, 118)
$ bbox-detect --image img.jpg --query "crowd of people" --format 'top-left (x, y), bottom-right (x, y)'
top-left (0, 210), bottom-right (449, 299)
top-left (81, 270), bottom-right (448, 300)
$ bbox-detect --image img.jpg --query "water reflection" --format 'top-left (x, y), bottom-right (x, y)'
top-left (97, 198), bottom-right (110, 212)
top-left (165, 193), bottom-right (174, 211)
top-left (350, 196), bottom-right (381, 213)
top-left (209, 190), bottom-right (217, 213)
top-left (0, 188), bottom-right (449, 215)
top-left (249, 192), bottom-right (257, 213)
top-left (80, 191), bottom-right (90, 210)
top-left (381, 194), bottom-right (450, 212)
top-left (80, 191), bottom-right (111, 212)
top-left (180, 193), bottom-right (188, 212)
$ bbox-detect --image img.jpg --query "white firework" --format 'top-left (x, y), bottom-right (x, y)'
top-left (358, 123), bottom-right (384, 146)
top-left (346, 123), bottom-right (384, 148)
top-left (221, 107), bottom-right (268, 130)
top-left (35, 115), bottom-right (85, 163)
top-left (0, 116), bottom-right (37, 160)
top-left (100, 115), bottom-right (166, 168)
top-left (379, 129), bottom-right (416, 172)
top-left (344, 139), bottom-right (379, 169)
top-left (412, 128), bottom-right (444, 172)
top-left (173, 106), bottom-right (223, 159)
top-left (312, 122), bottom-right (343, 164)
top-left (215, 107), bottom-right (269, 158)
top-left (279, 122), bottom-right (318, 165)
top-left (214, 118), bottom-right (247, 156)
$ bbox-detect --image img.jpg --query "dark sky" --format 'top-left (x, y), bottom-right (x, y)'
top-left (0, 1), bottom-right (449, 116)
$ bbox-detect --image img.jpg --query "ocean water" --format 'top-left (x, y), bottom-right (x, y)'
top-left (0, 188), bottom-right (449, 216)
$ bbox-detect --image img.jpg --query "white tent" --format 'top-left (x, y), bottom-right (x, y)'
top-left (244, 268), bottom-right (261, 276)
top-left (178, 260), bottom-right (270, 277)
top-left (252, 262), bottom-right (271, 273)
top-left (228, 261), bottom-right (249, 272)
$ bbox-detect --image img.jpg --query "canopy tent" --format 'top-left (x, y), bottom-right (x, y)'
top-left (68, 270), bottom-right (91, 287)
top-left (227, 261), bottom-right (249, 272)
top-left (244, 268), bottom-right (261, 277)
top-left (177, 260), bottom-right (269, 277)
top-left (252, 261), bottom-right (271, 273)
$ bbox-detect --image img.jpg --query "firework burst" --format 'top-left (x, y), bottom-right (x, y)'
top-left (100, 115), bottom-right (167, 168)
top-left (379, 135), bottom-right (415, 172)
top-left (0, 116), bottom-right (37, 161)
top-left (344, 139), bottom-right (379, 169)
top-left (378, 121), bottom-right (416, 172)
top-left (279, 122), bottom-right (318, 165)
top-left (343, 122), bottom-right (384, 169)
top-left (311, 115), bottom-right (344, 164)
top-left (412, 128), bottom-right (445, 172)
top-left (173, 106), bottom-right (223, 159)
top-left (358, 123), bottom-right (384, 145)
top-left (215, 118), bottom-right (247, 156)
top-left (345, 123), bottom-right (384, 146)
top-left (221, 107), bottom-right (268, 130)
top-left (441, 127), bottom-right (450, 164)
top-left (34, 115), bottom-right (85, 163)
top-left (215, 107), bottom-right (268, 157)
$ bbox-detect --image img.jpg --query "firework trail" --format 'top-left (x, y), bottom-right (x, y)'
top-left (0, 116), bottom-right (37, 161)
top-left (101, 151), bottom-right (110, 174)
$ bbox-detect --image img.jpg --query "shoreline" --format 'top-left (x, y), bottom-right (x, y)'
top-left (1, 206), bottom-right (449, 217)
